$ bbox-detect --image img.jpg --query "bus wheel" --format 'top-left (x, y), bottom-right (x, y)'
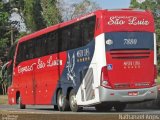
top-left (114, 103), bottom-right (126, 112)
top-left (17, 96), bottom-right (26, 109)
top-left (95, 104), bottom-right (113, 112)
top-left (69, 89), bottom-right (82, 112)
top-left (57, 90), bottom-right (70, 111)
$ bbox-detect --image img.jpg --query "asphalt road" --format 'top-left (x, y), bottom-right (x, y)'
top-left (0, 104), bottom-right (160, 114)
top-left (1, 105), bottom-right (160, 120)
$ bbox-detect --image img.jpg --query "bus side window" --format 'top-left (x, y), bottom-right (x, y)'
top-left (23, 41), bottom-right (29, 60)
top-left (82, 21), bottom-right (89, 45)
top-left (16, 42), bottom-right (26, 65)
top-left (35, 34), bottom-right (47, 58)
top-left (82, 16), bottom-right (96, 46)
top-left (59, 26), bottom-right (71, 52)
top-left (47, 31), bottom-right (58, 54)
top-left (40, 35), bottom-right (47, 56)
top-left (35, 37), bottom-right (41, 58)
top-left (70, 23), bottom-right (82, 49)
top-left (27, 40), bottom-right (34, 59)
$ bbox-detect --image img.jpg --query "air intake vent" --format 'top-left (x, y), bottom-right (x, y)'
top-left (84, 68), bottom-right (94, 101)
top-left (110, 50), bottom-right (150, 59)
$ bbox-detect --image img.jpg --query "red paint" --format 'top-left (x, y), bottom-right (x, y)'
top-left (106, 50), bottom-right (155, 89)
top-left (8, 52), bottom-right (67, 105)
top-left (104, 11), bottom-right (154, 32)
top-left (95, 10), bottom-right (155, 36)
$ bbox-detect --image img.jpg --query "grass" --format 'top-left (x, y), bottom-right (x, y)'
top-left (0, 95), bottom-right (8, 105)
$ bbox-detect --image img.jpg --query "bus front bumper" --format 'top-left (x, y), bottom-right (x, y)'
top-left (99, 86), bottom-right (158, 103)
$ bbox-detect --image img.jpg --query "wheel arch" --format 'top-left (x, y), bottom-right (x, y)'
top-left (52, 87), bottom-right (62, 105)
top-left (53, 87), bottom-right (74, 105)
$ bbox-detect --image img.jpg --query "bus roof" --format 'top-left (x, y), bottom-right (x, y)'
top-left (19, 9), bottom-right (154, 43)
top-left (19, 12), bottom-right (96, 43)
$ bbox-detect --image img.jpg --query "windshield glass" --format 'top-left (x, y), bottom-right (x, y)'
top-left (105, 32), bottom-right (154, 51)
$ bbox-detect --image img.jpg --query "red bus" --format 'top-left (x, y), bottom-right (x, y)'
top-left (8, 9), bottom-right (157, 112)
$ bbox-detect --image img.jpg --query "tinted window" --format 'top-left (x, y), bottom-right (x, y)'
top-left (70, 23), bottom-right (82, 49)
top-left (16, 16), bottom-right (96, 65)
top-left (59, 26), bottom-right (71, 51)
top-left (59, 15), bottom-right (96, 52)
top-left (16, 31), bottom-right (59, 65)
top-left (82, 16), bottom-right (96, 45)
top-left (27, 40), bottom-right (34, 59)
top-left (47, 32), bottom-right (58, 54)
top-left (105, 32), bottom-right (154, 51)
top-left (16, 42), bottom-right (25, 64)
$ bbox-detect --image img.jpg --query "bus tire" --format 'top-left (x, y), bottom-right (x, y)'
top-left (69, 89), bottom-right (82, 112)
top-left (95, 104), bottom-right (113, 112)
top-left (57, 90), bottom-right (70, 111)
top-left (17, 96), bottom-right (26, 109)
top-left (114, 103), bottom-right (126, 112)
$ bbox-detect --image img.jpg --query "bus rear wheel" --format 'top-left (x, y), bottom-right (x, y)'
top-left (57, 90), bottom-right (70, 111)
top-left (69, 89), bottom-right (82, 112)
top-left (17, 96), bottom-right (26, 109)
top-left (114, 103), bottom-right (126, 112)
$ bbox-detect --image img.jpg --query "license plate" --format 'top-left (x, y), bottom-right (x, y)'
top-left (128, 91), bottom-right (138, 96)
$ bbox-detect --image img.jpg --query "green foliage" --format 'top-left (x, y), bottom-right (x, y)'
top-left (16, 0), bottom-right (46, 32)
top-left (0, 37), bottom-right (8, 48)
top-left (41, 0), bottom-right (62, 27)
top-left (23, 0), bottom-right (37, 32)
top-left (0, 1), bottom-right (10, 53)
top-left (0, 2), bottom-right (9, 26)
top-left (10, 0), bottom-right (61, 32)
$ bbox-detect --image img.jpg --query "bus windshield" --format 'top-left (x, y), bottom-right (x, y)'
top-left (105, 32), bottom-right (154, 51)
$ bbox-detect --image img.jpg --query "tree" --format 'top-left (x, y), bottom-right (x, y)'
top-left (0, 0), bottom-right (12, 63)
top-left (0, 62), bottom-right (8, 95)
top-left (0, 1), bottom-right (10, 95)
top-left (59, 0), bottom-right (101, 21)
top-left (9, 0), bottom-right (62, 32)
top-left (9, 0), bottom-right (45, 32)
top-left (0, 1), bottom-right (23, 47)
top-left (0, 0), bottom-right (9, 49)
top-left (40, 0), bottom-right (62, 27)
